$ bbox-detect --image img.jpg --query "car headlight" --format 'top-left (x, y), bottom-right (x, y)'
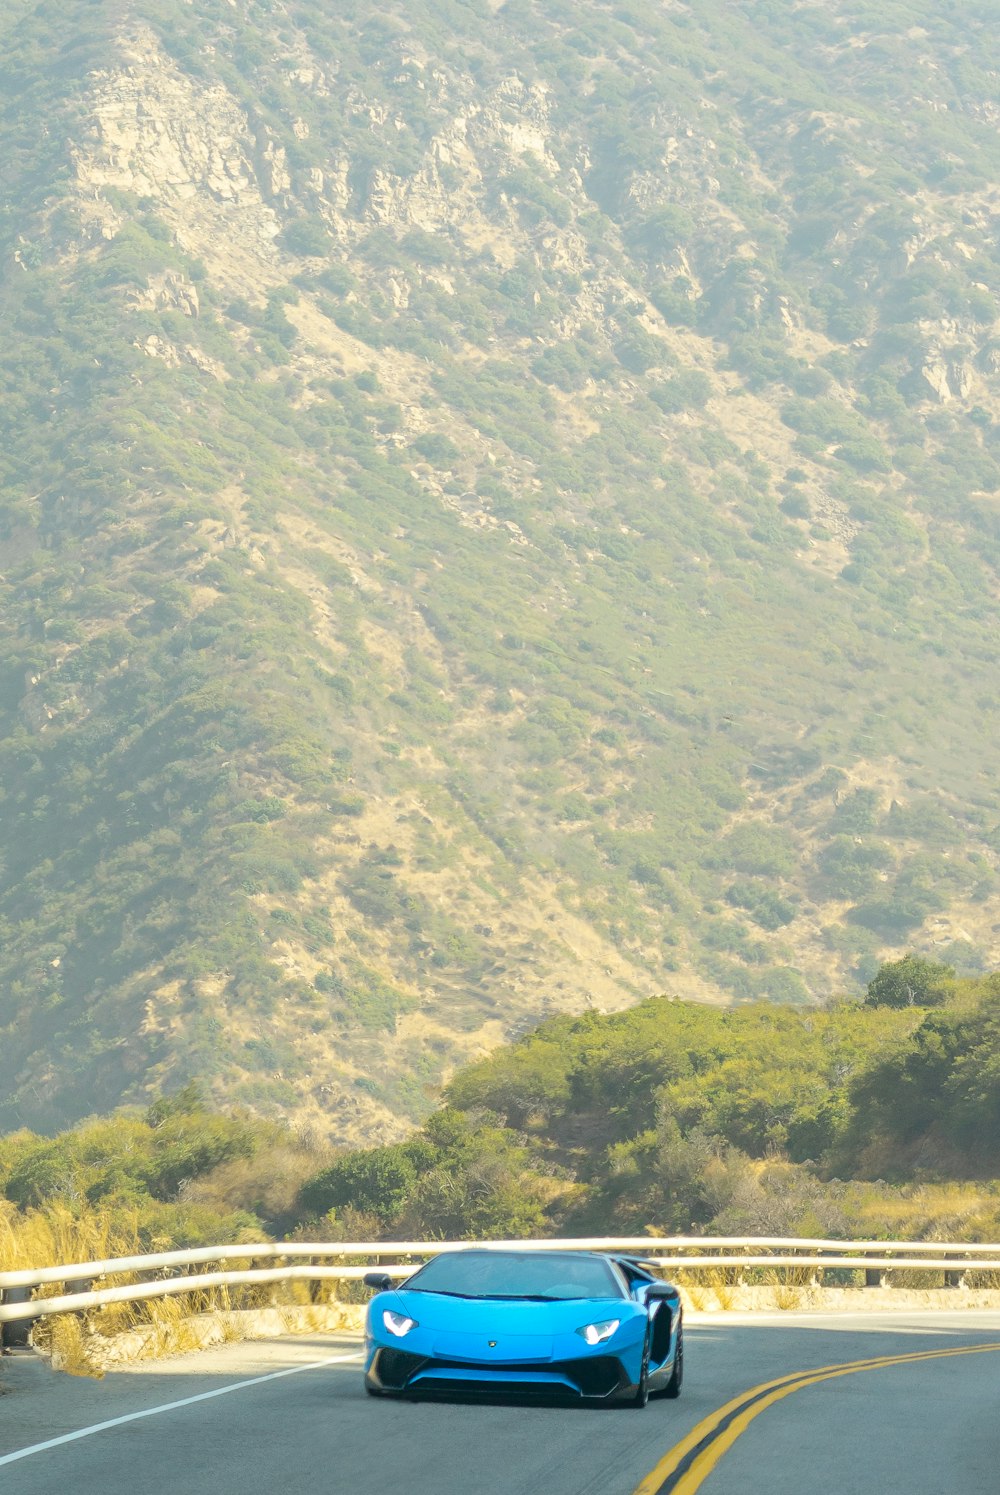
top-left (383, 1309), bottom-right (419, 1338)
top-left (575, 1318), bottom-right (620, 1346)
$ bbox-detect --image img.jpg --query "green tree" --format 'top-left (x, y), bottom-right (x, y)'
top-left (864, 954), bottom-right (955, 1008)
top-left (298, 1143), bottom-right (426, 1221)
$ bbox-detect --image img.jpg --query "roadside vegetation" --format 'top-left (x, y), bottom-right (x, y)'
top-left (294, 958), bottom-right (1000, 1243)
top-left (0, 1084), bottom-right (325, 1273)
top-left (6, 962), bottom-right (1000, 1270)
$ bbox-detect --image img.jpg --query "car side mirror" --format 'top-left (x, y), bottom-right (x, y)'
top-left (363, 1271), bottom-right (393, 1291)
top-left (644, 1283), bottom-right (675, 1301)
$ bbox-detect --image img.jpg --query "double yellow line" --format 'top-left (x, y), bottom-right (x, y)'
top-left (633, 1341), bottom-right (1000, 1495)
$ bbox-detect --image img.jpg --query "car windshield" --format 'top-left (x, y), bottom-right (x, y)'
top-left (404, 1250), bottom-right (624, 1301)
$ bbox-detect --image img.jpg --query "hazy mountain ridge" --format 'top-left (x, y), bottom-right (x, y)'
top-left (2, 0), bottom-right (1000, 1141)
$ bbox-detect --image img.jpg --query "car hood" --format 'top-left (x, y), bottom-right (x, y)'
top-left (375, 1290), bottom-right (633, 1335)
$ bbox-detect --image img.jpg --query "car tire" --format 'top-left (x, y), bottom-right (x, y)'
top-left (630, 1332), bottom-right (650, 1408)
top-left (663, 1325), bottom-right (684, 1399)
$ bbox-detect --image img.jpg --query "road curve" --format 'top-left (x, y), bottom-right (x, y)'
top-left (2, 1313), bottom-right (999, 1494)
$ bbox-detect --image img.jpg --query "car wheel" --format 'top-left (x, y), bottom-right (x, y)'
top-left (663, 1325), bottom-right (683, 1399)
top-left (630, 1332), bottom-right (650, 1408)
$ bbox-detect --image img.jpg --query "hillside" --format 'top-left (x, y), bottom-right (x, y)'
top-left (2, 0), bottom-right (1000, 1140)
top-left (7, 965), bottom-right (1000, 1255)
top-left (299, 969), bottom-right (1000, 1241)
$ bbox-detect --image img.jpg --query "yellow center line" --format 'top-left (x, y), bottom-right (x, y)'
top-left (633, 1341), bottom-right (1000, 1495)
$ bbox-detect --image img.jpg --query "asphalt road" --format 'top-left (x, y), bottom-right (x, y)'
top-left (2, 1313), bottom-right (999, 1494)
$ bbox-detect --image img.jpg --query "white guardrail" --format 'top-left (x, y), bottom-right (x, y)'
top-left (4, 1236), bottom-right (1000, 1338)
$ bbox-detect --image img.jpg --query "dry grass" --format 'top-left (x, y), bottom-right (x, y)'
top-left (1, 1200), bottom-right (350, 1377)
top-left (27, 1273), bottom-right (357, 1377)
top-left (675, 1267), bottom-right (744, 1311)
top-left (0, 1199), bottom-right (151, 1276)
top-left (674, 1272), bottom-right (712, 1311)
top-left (676, 1265), bottom-right (824, 1313)
top-left (43, 1314), bottom-right (98, 1378)
top-left (962, 1269), bottom-right (1000, 1289)
top-left (763, 1265), bottom-right (818, 1311)
top-left (91, 1299), bottom-right (366, 1371)
top-left (179, 1147), bottom-right (321, 1218)
top-left (845, 1181), bottom-right (1000, 1240)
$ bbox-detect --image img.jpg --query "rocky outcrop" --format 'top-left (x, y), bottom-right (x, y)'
top-left (130, 270), bottom-right (200, 317)
top-left (73, 28), bottom-right (283, 291)
top-left (918, 354), bottom-right (979, 403)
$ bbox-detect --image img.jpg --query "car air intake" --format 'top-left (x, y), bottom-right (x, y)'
top-left (375, 1348), bottom-right (427, 1389)
top-left (558, 1356), bottom-right (624, 1398)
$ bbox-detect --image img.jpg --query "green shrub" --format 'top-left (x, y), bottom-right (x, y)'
top-left (864, 954), bottom-right (955, 1008)
top-left (281, 216), bottom-right (331, 257)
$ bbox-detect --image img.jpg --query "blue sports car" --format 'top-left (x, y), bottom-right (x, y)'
top-left (363, 1248), bottom-right (683, 1406)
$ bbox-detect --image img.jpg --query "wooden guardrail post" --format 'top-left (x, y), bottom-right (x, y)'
top-left (308, 1257), bottom-right (324, 1304)
top-left (944, 1253), bottom-right (966, 1289)
top-left (1, 1286), bottom-right (35, 1348)
top-left (864, 1268), bottom-right (887, 1288)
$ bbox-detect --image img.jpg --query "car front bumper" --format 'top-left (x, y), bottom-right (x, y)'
top-left (365, 1344), bottom-right (643, 1401)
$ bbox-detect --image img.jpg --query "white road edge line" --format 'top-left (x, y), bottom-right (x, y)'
top-left (0, 1349), bottom-right (364, 1466)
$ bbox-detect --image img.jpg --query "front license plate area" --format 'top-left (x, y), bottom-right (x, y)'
top-left (431, 1334), bottom-right (553, 1363)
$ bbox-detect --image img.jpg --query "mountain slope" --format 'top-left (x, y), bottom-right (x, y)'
top-left (2, 0), bottom-right (1000, 1139)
